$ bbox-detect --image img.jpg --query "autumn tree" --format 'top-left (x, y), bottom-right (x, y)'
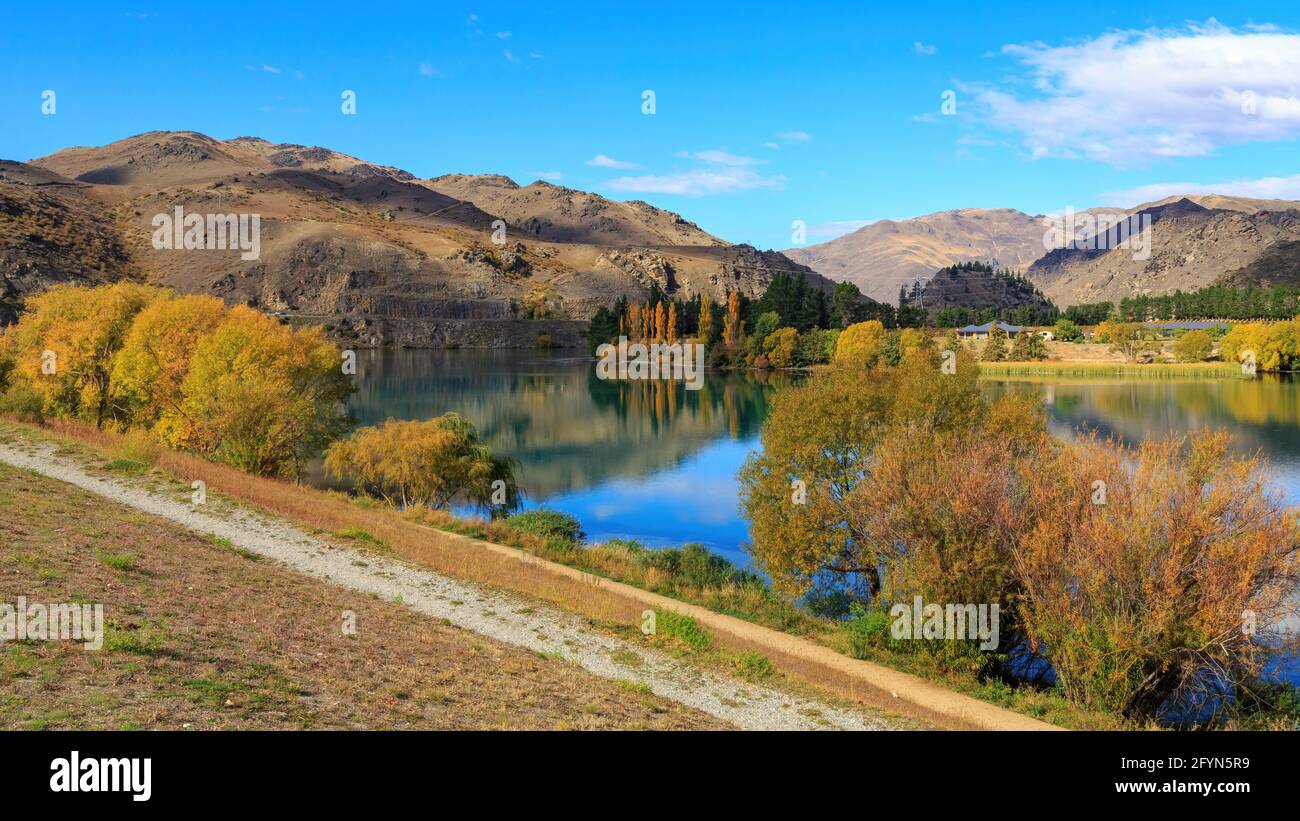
top-left (722, 290), bottom-right (743, 349)
top-left (325, 413), bottom-right (518, 513)
top-left (654, 301), bottom-right (667, 342)
top-left (762, 327), bottom-right (799, 368)
top-left (1173, 329), bottom-right (1213, 362)
top-left (110, 294), bottom-right (229, 428)
top-left (667, 302), bottom-right (678, 345)
top-left (626, 303), bottom-right (642, 342)
top-left (833, 320), bottom-right (886, 366)
top-left (2, 282), bottom-right (167, 427)
top-left (738, 346), bottom-right (987, 600)
top-left (697, 294), bottom-right (713, 346)
top-left (161, 305), bottom-right (354, 478)
top-left (981, 325), bottom-right (1008, 361)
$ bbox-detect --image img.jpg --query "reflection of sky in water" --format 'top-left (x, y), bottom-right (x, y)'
top-left (516, 437), bottom-right (758, 567)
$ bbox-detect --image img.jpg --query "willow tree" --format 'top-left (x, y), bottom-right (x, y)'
top-left (325, 412), bottom-right (519, 513)
top-left (738, 346), bottom-right (986, 601)
top-left (2, 282), bottom-right (167, 427)
top-left (162, 305), bottom-right (354, 479)
top-left (110, 293), bottom-right (228, 428)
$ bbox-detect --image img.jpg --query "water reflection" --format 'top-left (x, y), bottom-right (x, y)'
top-left (983, 375), bottom-right (1300, 506)
top-left (338, 349), bottom-right (794, 561)
top-left (334, 351), bottom-right (1300, 566)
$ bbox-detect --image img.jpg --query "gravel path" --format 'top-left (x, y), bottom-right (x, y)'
top-left (0, 440), bottom-right (899, 731)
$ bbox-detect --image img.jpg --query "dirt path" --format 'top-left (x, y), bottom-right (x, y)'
top-left (0, 440), bottom-right (901, 731)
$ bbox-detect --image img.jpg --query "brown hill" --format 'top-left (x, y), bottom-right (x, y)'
top-left (1026, 198), bottom-right (1300, 306)
top-left (784, 208), bottom-right (1047, 304)
top-left (426, 174), bottom-right (723, 248)
top-left (0, 161), bottom-right (133, 324)
top-left (13, 131), bottom-right (832, 347)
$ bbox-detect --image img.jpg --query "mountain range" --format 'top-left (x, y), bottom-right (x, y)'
top-left (4, 130), bottom-right (1300, 340)
top-left (787, 195), bottom-right (1300, 308)
top-left (1, 131), bottom-right (833, 345)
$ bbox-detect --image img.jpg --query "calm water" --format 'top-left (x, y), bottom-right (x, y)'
top-left (328, 349), bottom-right (796, 566)
top-left (331, 350), bottom-right (1300, 566)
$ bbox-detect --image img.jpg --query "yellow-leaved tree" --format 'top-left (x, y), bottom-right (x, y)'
top-left (2, 282), bottom-right (167, 427)
top-left (833, 320), bottom-right (886, 366)
top-left (161, 305), bottom-right (354, 478)
top-left (110, 294), bottom-right (229, 429)
top-left (324, 413), bottom-right (518, 512)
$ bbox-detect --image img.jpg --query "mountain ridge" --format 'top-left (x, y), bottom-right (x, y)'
top-left (3, 130), bottom-right (840, 347)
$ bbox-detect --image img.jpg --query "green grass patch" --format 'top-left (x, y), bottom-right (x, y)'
top-left (335, 526), bottom-right (389, 549)
top-left (99, 553), bottom-right (136, 571)
top-left (655, 610), bottom-right (712, 651)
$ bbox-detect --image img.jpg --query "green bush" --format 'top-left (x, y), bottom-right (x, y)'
top-left (508, 509), bottom-right (585, 543)
top-left (656, 610), bottom-right (712, 650)
top-left (0, 382), bottom-right (45, 422)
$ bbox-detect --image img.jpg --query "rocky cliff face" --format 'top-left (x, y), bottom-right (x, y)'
top-left (1026, 199), bottom-right (1300, 306)
top-left (0, 161), bottom-right (133, 324)
top-left (786, 195), bottom-right (1300, 309)
top-left (6, 131), bottom-right (838, 346)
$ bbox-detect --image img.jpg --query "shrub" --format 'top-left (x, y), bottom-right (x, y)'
top-left (164, 306), bottom-right (354, 478)
top-left (655, 610), bottom-right (712, 650)
top-left (762, 327), bottom-right (799, 368)
top-left (1014, 431), bottom-right (1300, 722)
top-left (834, 320), bottom-right (886, 366)
top-left (326, 413), bottom-right (518, 512)
top-left (1173, 329), bottom-right (1213, 362)
top-left (508, 509), bottom-right (585, 543)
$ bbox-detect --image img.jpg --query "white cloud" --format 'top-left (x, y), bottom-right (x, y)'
top-left (604, 167), bottom-right (784, 196)
top-left (914, 41), bottom-right (937, 55)
top-left (677, 149), bottom-right (760, 166)
top-left (587, 154), bottom-right (639, 169)
top-left (497, 31), bottom-right (512, 39)
top-left (1102, 173), bottom-right (1300, 207)
top-left (974, 21), bottom-right (1300, 166)
top-left (534, 171), bottom-right (564, 182)
top-left (774, 130), bottom-right (812, 142)
top-left (763, 141), bottom-right (780, 149)
top-left (260, 64), bottom-right (281, 75)
top-left (502, 49), bottom-right (520, 63)
top-left (807, 219), bottom-right (871, 239)
top-left (418, 63), bottom-right (438, 77)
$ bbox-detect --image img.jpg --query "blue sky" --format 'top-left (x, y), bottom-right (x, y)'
top-left (3, 2), bottom-right (1300, 250)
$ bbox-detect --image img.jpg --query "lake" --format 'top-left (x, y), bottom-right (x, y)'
top-left (333, 349), bottom-right (1300, 569)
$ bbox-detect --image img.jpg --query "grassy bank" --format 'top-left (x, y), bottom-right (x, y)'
top-left (3, 416), bottom-right (1106, 729)
top-left (978, 361), bottom-right (1246, 379)
top-left (0, 459), bottom-right (723, 730)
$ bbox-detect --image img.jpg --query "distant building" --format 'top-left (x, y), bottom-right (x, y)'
top-left (957, 321), bottom-right (1022, 340)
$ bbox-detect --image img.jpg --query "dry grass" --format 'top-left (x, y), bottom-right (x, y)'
top-left (0, 460), bottom-right (727, 730)
top-left (10, 417), bottom-right (1059, 729)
